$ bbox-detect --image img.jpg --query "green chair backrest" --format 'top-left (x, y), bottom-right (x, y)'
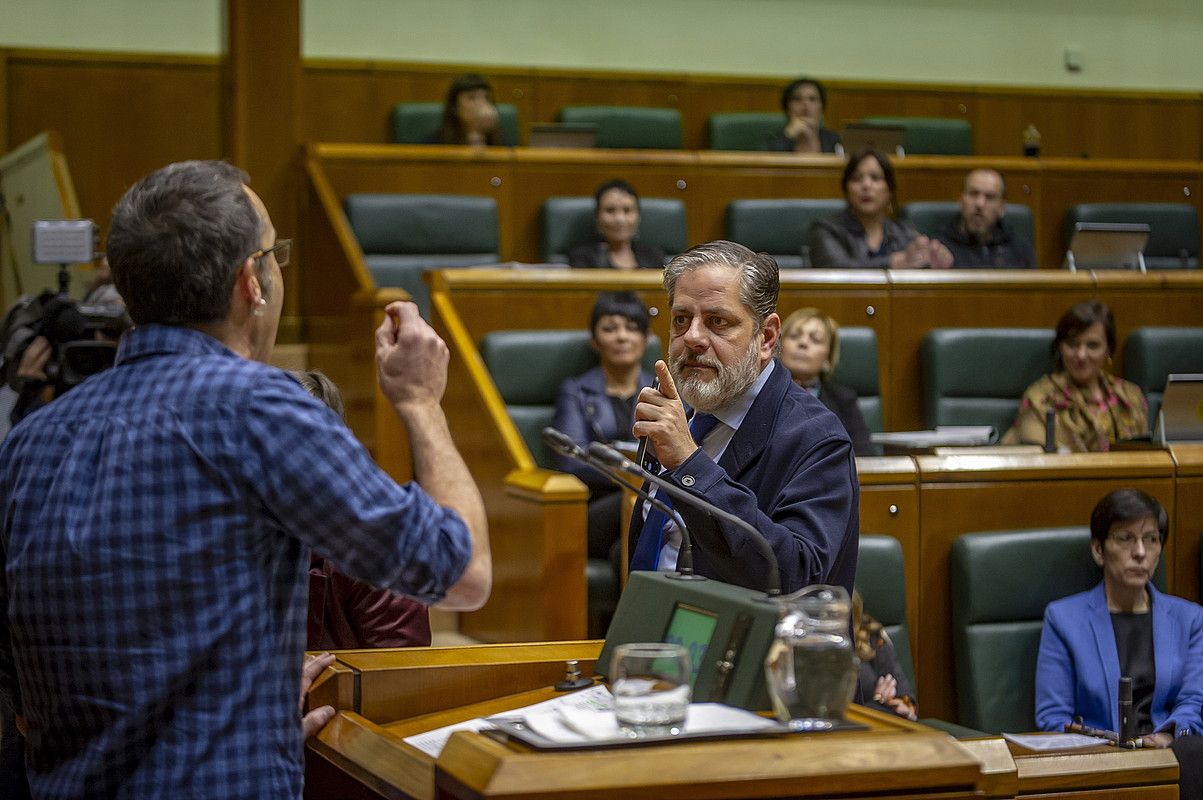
top-left (1123, 327), bottom-right (1203, 424)
top-left (724, 198), bottom-right (845, 268)
top-left (861, 117), bottom-right (973, 156)
top-left (900, 201), bottom-right (1035, 254)
top-left (558, 106), bottom-right (682, 149)
top-left (856, 534), bottom-right (914, 687)
top-left (830, 326), bottom-right (883, 432)
top-left (540, 196), bottom-right (687, 263)
top-left (390, 101), bottom-right (520, 146)
top-left (1062, 203), bottom-right (1200, 269)
top-left (707, 112), bottom-right (783, 151)
top-left (343, 193), bottom-right (499, 316)
top-left (479, 329), bottom-right (662, 468)
top-left (921, 328), bottom-right (1054, 431)
top-left (951, 526), bottom-right (1165, 733)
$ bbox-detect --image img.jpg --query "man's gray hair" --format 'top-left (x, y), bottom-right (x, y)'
top-left (107, 160), bottom-right (262, 326)
top-left (663, 240), bottom-right (779, 330)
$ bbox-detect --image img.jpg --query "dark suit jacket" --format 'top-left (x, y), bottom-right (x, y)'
top-left (1036, 582), bottom-right (1203, 737)
top-left (818, 379), bottom-right (875, 457)
top-left (552, 366), bottom-right (654, 491)
top-left (566, 240), bottom-right (666, 269)
top-left (937, 217), bottom-right (1037, 268)
top-left (628, 361), bottom-right (860, 595)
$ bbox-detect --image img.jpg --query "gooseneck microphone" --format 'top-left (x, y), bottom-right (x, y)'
top-left (587, 441), bottom-right (782, 596)
top-left (541, 427), bottom-right (698, 576)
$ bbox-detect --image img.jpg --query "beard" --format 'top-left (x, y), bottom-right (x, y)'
top-left (670, 338), bottom-right (763, 413)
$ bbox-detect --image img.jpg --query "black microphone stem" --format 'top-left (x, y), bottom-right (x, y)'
top-left (588, 441), bottom-right (782, 596)
top-left (542, 427), bottom-right (697, 576)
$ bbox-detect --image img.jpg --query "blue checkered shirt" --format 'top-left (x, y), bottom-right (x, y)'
top-left (0, 325), bottom-right (471, 799)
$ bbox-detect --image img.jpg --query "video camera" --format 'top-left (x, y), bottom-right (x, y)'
top-left (0, 219), bottom-right (131, 399)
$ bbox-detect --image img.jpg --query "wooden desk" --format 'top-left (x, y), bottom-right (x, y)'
top-left (307, 642), bottom-right (981, 800)
top-left (302, 145), bottom-right (1203, 275)
top-left (913, 450), bottom-right (1177, 720)
top-left (306, 643), bottom-right (1179, 800)
top-left (959, 737), bottom-right (1178, 799)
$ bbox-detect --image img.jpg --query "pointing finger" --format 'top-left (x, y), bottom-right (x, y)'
top-left (655, 360), bottom-right (679, 400)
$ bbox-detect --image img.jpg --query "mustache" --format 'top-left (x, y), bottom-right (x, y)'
top-left (681, 354), bottom-right (720, 368)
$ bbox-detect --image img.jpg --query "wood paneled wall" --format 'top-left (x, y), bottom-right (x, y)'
top-left (302, 59), bottom-right (1203, 161)
top-left (4, 47), bottom-right (1202, 240)
top-left (2, 49), bottom-right (223, 235)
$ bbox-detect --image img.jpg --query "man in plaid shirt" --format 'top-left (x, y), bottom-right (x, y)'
top-left (0, 160), bottom-right (490, 799)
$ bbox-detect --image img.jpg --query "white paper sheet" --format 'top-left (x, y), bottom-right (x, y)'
top-left (1002, 732), bottom-right (1111, 751)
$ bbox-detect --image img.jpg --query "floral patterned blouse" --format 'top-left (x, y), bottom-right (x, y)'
top-left (1001, 371), bottom-right (1149, 453)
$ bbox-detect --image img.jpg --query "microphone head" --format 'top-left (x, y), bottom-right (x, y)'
top-left (586, 441), bottom-right (625, 467)
top-left (541, 427), bottom-right (580, 456)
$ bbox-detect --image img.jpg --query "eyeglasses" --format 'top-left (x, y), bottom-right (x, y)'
top-left (248, 238), bottom-right (291, 268)
top-left (1109, 532), bottom-right (1161, 550)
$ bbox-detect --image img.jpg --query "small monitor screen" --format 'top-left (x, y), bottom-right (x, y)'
top-left (663, 603), bottom-right (718, 686)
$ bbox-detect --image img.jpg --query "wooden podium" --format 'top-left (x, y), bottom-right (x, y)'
top-left (305, 642), bottom-right (1178, 799)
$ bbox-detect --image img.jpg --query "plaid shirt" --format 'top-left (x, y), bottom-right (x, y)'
top-left (0, 325), bottom-right (471, 799)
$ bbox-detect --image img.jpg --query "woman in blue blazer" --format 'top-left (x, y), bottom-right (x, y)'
top-left (552, 292), bottom-right (655, 564)
top-left (1036, 489), bottom-right (1203, 789)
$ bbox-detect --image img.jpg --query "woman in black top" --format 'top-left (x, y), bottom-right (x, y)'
top-left (808, 150), bottom-right (953, 269)
top-left (427, 73), bottom-right (510, 146)
top-left (763, 77), bottom-right (843, 155)
top-left (567, 179), bottom-right (666, 269)
top-left (1036, 490), bottom-right (1203, 796)
top-left (778, 307), bottom-right (875, 456)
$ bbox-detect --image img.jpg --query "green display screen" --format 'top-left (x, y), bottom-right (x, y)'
top-left (663, 603), bottom-right (718, 686)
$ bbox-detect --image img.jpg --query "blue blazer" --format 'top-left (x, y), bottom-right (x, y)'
top-left (628, 360), bottom-right (860, 596)
top-left (551, 366), bottom-right (654, 491)
top-left (1035, 582), bottom-right (1203, 737)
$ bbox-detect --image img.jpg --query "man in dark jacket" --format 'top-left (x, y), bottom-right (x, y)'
top-left (938, 169), bottom-right (1037, 268)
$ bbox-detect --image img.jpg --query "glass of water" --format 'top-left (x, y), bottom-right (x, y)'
top-left (611, 642), bottom-right (691, 737)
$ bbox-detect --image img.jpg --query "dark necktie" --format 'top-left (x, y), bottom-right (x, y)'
top-left (629, 413), bottom-right (721, 571)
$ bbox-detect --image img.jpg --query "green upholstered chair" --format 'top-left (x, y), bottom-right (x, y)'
top-left (921, 328), bottom-right (1054, 431)
top-left (540, 196), bottom-right (687, 264)
top-left (478, 329), bottom-right (662, 470)
top-left (1123, 327), bottom-right (1203, 425)
top-left (830, 326), bottom-right (883, 433)
top-left (1062, 204), bottom-right (1200, 269)
top-left (860, 117), bottom-right (973, 156)
top-left (558, 106), bottom-right (683, 150)
top-left (951, 526), bottom-right (1166, 733)
top-left (390, 101), bottom-right (520, 146)
top-left (856, 534), bottom-right (914, 686)
top-left (343, 193), bottom-right (499, 317)
top-left (723, 198), bottom-right (845, 268)
top-left (900, 201), bottom-right (1036, 255)
top-left (707, 112), bottom-right (784, 151)
top-left (479, 329), bottom-right (662, 635)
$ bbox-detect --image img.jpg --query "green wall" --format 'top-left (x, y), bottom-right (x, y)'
top-left (3, 0), bottom-right (1202, 91)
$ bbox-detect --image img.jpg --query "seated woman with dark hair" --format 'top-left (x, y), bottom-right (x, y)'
top-left (1001, 300), bottom-right (1147, 452)
top-left (1036, 489), bottom-right (1202, 793)
top-left (426, 73), bottom-right (512, 146)
top-left (552, 292), bottom-right (654, 581)
top-left (778, 307), bottom-right (874, 456)
top-left (763, 77), bottom-right (843, 155)
top-left (567, 179), bottom-right (666, 269)
top-left (808, 149), bottom-right (953, 269)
